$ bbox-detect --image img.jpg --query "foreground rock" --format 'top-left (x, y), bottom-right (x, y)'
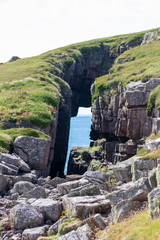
top-left (148, 187), bottom-right (160, 219)
top-left (32, 198), bottom-right (62, 222)
top-left (14, 136), bottom-right (51, 170)
top-left (63, 195), bottom-right (111, 219)
top-left (52, 224), bottom-right (91, 240)
top-left (10, 203), bottom-right (44, 229)
top-left (22, 225), bottom-right (49, 240)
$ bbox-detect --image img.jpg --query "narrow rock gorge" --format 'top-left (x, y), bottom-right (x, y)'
top-left (1, 28), bottom-right (160, 239)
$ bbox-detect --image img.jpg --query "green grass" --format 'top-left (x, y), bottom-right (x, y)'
top-left (96, 210), bottom-right (160, 240)
top-left (147, 85), bottom-right (160, 115)
top-left (93, 35), bottom-right (160, 101)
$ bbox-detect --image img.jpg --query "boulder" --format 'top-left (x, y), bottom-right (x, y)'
top-left (48, 177), bottom-right (66, 188)
top-left (145, 138), bottom-right (160, 152)
top-left (83, 171), bottom-right (110, 182)
top-left (110, 156), bottom-right (135, 183)
top-left (22, 225), bottom-right (49, 240)
top-left (57, 178), bottom-right (89, 195)
top-left (48, 216), bottom-right (68, 236)
top-left (108, 177), bottom-right (151, 205)
top-left (131, 158), bottom-right (157, 182)
top-left (148, 187), bottom-right (160, 219)
top-left (14, 136), bottom-right (51, 170)
top-left (62, 195), bottom-right (111, 219)
top-left (148, 168), bottom-right (157, 189)
top-left (67, 183), bottom-right (101, 197)
top-left (0, 162), bottom-right (18, 175)
top-left (21, 186), bottom-right (47, 199)
top-left (10, 203), bottom-right (44, 229)
top-left (55, 224), bottom-right (91, 240)
top-left (14, 181), bottom-right (35, 195)
top-left (31, 198), bottom-right (62, 222)
top-left (112, 200), bottom-right (142, 223)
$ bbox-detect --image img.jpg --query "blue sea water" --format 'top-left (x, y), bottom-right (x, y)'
top-left (64, 115), bottom-right (92, 173)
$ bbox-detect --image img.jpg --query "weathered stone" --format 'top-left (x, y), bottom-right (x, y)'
top-left (48, 177), bottom-right (66, 188)
top-left (0, 162), bottom-right (18, 175)
top-left (62, 195), bottom-right (111, 219)
top-left (14, 136), bottom-right (51, 170)
top-left (14, 181), bottom-right (35, 195)
top-left (10, 203), bottom-right (44, 230)
top-left (125, 91), bottom-right (147, 108)
top-left (141, 31), bottom-right (158, 45)
top-left (145, 138), bottom-right (160, 152)
top-left (131, 158), bottom-right (157, 182)
top-left (48, 217), bottom-right (68, 236)
top-left (67, 183), bottom-right (101, 197)
top-left (112, 200), bottom-right (142, 223)
top-left (110, 156), bottom-right (136, 183)
top-left (0, 174), bottom-right (8, 192)
top-left (11, 173), bottom-right (37, 185)
top-left (57, 178), bottom-right (89, 195)
top-left (108, 177), bottom-right (151, 205)
top-left (32, 198), bottom-right (62, 222)
top-left (55, 224), bottom-right (91, 240)
top-left (83, 171), bottom-right (110, 182)
top-left (21, 186), bottom-right (47, 199)
top-left (22, 225), bottom-right (49, 240)
top-left (148, 187), bottom-right (160, 219)
top-left (149, 168), bottom-right (157, 189)
top-left (157, 164), bottom-right (160, 186)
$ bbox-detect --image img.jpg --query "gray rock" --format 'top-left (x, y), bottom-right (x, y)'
top-left (11, 173), bottom-right (37, 186)
top-left (108, 177), bottom-right (151, 205)
top-left (110, 156), bottom-right (136, 183)
top-left (141, 31), bottom-right (158, 45)
top-left (14, 136), bottom-right (51, 170)
top-left (112, 200), bottom-right (142, 223)
top-left (14, 181), bottom-right (35, 195)
top-left (10, 203), bottom-right (44, 230)
top-left (62, 195), bottom-right (111, 219)
top-left (131, 158), bottom-right (157, 182)
top-left (48, 177), bottom-right (66, 188)
top-left (157, 164), bottom-right (160, 186)
top-left (145, 138), bottom-right (160, 152)
top-left (22, 225), bottom-right (49, 240)
top-left (125, 91), bottom-right (147, 108)
top-left (0, 162), bottom-right (18, 175)
top-left (148, 187), bottom-right (160, 219)
top-left (83, 171), bottom-right (110, 182)
top-left (21, 186), bottom-right (47, 199)
top-left (57, 178), bottom-right (89, 195)
top-left (56, 224), bottom-right (91, 240)
top-left (67, 183), bottom-right (101, 197)
top-left (31, 198), bottom-right (62, 222)
top-left (48, 217), bottom-right (68, 236)
top-left (148, 168), bottom-right (157, 189)
top-left (0, 174), bottom-right (8, 192)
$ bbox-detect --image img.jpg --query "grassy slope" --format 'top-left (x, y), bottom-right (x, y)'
top-left (96, 210), bottom-right (160, 240)
top-left (0, 28), bottom-right (157, 152)
top-left (93, 29), bottom-right (160, 103)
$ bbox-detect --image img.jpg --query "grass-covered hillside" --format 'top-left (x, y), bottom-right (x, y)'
top-left (93, 28), bottom-right (160, 103)
top-left (0, 28), bottom-right (157, 152)
top-left (96, 209), bottom-right (160, 240)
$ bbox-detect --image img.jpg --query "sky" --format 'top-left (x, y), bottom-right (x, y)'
top-left (0, 0), bottom-right (159, 63)
top-left (78, 107), bottom-right (91, 116)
